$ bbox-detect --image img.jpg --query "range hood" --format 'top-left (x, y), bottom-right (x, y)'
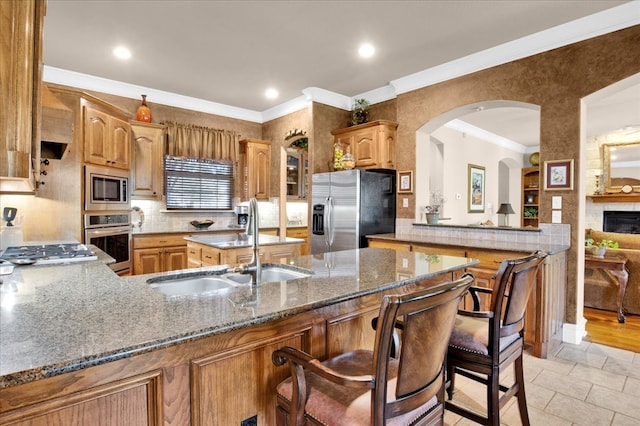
top-left (40, 84), bottom-right (73, 159)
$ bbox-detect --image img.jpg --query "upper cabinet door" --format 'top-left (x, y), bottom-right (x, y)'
top-left (131, 122), bottom-right (165, 199)
top-left (240, 138), bottom-right (271, 200)
top-left (84, 106), bottom-right (109, 164)
top-left (0, 0), bottom-right (45, 192)
top-left (83, 102), bottom-right (131, 170)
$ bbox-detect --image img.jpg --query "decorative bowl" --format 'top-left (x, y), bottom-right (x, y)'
top-left (190, 220), bottom-right (214, 229)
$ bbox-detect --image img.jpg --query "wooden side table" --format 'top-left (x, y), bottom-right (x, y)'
top-left (585, 254), bottom-right (630, 323)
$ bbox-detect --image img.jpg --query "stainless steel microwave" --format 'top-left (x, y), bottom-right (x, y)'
top-left (84, 165), bottom-right (130, 211)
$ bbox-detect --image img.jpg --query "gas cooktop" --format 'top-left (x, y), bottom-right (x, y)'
top-left (0, 243), bottom-right (98, 265)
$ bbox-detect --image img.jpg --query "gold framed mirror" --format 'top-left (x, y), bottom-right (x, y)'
top-left (602, 141), bottom-right (640, 193)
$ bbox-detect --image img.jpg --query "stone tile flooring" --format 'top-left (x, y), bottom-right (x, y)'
top-left (444, 341), bottom-right (640, 425)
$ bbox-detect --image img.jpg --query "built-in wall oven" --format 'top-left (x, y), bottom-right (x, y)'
top-left (84, 213), bottom-right (131, 274)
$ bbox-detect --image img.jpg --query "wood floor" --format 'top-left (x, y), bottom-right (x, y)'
top-left (584, 307), bottom-right (640, 353)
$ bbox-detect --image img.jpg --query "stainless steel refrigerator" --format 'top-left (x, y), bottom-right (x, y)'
top-left (311, 169), bottom-right (396, 254)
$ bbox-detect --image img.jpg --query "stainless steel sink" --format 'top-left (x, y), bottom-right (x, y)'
top-left (225, 266), bottom-right (312, 284)
top-left (148, 276), bottom-right (239, 297)
top-left (147, 265), bottom-right (312, 297)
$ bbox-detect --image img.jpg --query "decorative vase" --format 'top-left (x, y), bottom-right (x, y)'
top-left (594, 246), bottom-right (606, 258)
top-left (426, 213), bottom-right (439, 224)
top-left (333, 141), bottom-right (344, 171)
top-left (136, 95), bottom-right (152, 123)
top-left (529, 152), bottom-right (540, 166)
top-left (526, 193), bottom-right (535, 204)
top-left (341, 146), bottom-right (355, 170)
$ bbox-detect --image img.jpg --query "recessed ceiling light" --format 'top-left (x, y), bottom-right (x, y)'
top-left (358, 43), bottom-right (375, 58)
top-left (265, 88), bottom-right (279, 99)
top-left (112, 46), bottom-right (131, 60)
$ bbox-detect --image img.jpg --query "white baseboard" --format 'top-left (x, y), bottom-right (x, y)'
top-left (562, 317), bottom-right (587, 344)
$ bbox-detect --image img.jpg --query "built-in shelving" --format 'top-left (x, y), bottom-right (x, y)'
top-left (521, 167), bottom-right (540, 228)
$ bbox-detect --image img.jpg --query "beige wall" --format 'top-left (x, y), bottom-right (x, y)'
top-left (394, 25), bottom-right (640, 324)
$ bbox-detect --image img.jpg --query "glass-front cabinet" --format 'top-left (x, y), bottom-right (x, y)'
top-left (286, 149), bottom-right (308, 199)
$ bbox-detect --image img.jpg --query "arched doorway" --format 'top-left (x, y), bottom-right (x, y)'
top-left (579, 73), bottom-right (640, 350)
top-left (415, 101), bottom-right (540, 226)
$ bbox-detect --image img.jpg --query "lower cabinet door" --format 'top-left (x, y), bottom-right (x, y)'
top-left (0, 370), bottom-right (163, 426)
top-left (133, 248), bottom-right (162, 275)
top-left (190, 334), bottom-right (305, 426)
top-left (163, 246), bottom-right (187, 271)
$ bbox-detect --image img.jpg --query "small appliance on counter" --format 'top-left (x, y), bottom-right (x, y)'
top-left (235, 205), bottom-right (249, 226)
top-left (0, 207), bottom-right (23, 251)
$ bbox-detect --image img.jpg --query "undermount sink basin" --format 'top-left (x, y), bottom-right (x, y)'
top-left (148, 275), bottom-right (239, 297)
top-left (147, 265), bottom-right (312, 297)
top-left (225, 266), bottom-right (312, 284)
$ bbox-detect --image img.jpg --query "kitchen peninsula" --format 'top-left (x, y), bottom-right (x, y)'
top-left (0, 247), bottom-right (475, 425)
top-left (368, 221), bottom-right (571, 359)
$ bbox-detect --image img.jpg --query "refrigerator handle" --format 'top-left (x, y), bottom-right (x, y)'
top-left (326, 196), bottom-right (334, 247)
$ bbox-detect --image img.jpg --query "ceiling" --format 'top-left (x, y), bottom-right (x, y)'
top-left (43, 1), bottom-right (640, 146)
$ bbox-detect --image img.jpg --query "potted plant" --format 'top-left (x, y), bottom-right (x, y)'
top-left (585, 237), bottom-right (619, 257)
top-left (350, 98), bottom-right (370, 126)
top-left (424, 190), bottom-right (446, 224)
top-left (288, 137), bottom-right (308, 151)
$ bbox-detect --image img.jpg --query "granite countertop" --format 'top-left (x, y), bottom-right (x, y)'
top-left (0, 248), bottom-right (476, 388)
top-left (370, 233), bottom-right (569, 254)
top-left (185, 233), bottom-right (304, 249)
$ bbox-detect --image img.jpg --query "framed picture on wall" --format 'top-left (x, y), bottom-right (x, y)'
top-left (544, 159), bottom-right (574, 190)
top-left (397, 170), bottom-right (413, 193)
top-left (468, 164), bottom-right (485, 213)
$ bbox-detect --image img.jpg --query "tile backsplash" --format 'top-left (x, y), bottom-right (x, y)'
top-left (131, 198), bottom-right (308, 234)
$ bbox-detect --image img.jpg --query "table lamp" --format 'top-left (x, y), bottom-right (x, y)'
top-left (497, 203), bottom-right (515, 227)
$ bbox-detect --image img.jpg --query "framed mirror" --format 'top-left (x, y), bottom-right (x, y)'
top-left (602, 141), bottom-right (640, 193)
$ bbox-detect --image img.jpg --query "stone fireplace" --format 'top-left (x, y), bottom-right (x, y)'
top-left (603, 211), bottom-right (640, 234)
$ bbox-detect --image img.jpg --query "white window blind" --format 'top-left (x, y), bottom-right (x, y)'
top-left (164, 156), bottom-right (234, 210)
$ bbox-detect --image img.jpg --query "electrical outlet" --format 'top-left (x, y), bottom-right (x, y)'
top-left (403, 198), bottom-right (409, 208)
top-left (241, 415), bottom-right (257, 426)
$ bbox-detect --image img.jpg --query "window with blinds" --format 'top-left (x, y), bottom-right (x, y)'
top-left (164, 156), bottom-right (234, 210)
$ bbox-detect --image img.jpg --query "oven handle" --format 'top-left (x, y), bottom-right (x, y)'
top-left (85, 226), bottom-right (132, 238)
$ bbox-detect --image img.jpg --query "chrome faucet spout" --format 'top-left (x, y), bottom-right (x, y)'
top-left (245, 197), bottom-right (261, 284)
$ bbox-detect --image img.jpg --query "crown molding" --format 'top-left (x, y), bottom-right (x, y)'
top-left (43, 2), bottom-right (640, 124)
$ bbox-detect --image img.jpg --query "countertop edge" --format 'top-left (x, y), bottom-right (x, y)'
top-left (368, 233), bottom-right (569, 255)
top-left (0, 252), bottom-right (476, 388)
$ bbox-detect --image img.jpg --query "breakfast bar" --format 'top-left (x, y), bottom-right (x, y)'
top-left (0, 247), bottom-right (475, 425)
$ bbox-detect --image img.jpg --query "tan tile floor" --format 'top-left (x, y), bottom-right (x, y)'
top-left (444, 342), bottom-right (640, 425)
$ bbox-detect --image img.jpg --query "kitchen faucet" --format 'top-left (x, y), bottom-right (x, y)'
top-left (227, 197), bottom-right (261, 284)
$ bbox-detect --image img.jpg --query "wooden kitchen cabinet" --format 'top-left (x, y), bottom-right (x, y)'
top-left (367, 237), bottom-right (566, 358)
top-left (331, 120), bottom-right (398, 170)
top-left (131, 121), bottom-right (165, 199)
top-left (0, 0), bottom-right (45, 191)
top-left (286, 227), bottom-right (309, 255)
top-left (132, 234), bottom-right (187, 275)
top-left (83, 101), bottom-right (131, 170)
top-left (187, 241), bottom-right (301, 268)
top-left (239, 138), bottom-right (271, 200)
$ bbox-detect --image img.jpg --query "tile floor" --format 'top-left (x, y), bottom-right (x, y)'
top-left (444, 342), bottom-right (640, 425)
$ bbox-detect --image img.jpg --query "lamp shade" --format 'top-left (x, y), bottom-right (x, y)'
top-left (497, 203), bottom-right (515, 215)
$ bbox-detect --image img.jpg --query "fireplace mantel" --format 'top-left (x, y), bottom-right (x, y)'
top-left (587, 194), bottom-right (640, 203)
